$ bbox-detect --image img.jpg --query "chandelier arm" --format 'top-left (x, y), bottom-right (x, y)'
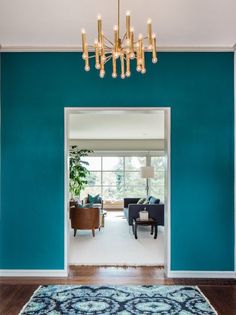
top-left (118, 0), bottom-right (120, 39)
top-left (104, 55), bottom-right (113, 64)
top-left (121, 32), bottom-right (127, 44)
top-left (103, 35), bottom-right (114, 46)
top-left (104, 45), bottom-right (113, 50)
top-left (88, 54), bottom-right (96, 59)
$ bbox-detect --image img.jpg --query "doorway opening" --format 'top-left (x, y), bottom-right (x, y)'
top-left (64, 107), bottom-right (171, 276)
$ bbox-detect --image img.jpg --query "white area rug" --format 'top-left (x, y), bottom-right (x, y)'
top-left (69, 211), bottom-right (165, 266)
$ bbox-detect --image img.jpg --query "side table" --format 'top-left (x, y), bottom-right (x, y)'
top-left (132, 218), bottom-right (158, 239)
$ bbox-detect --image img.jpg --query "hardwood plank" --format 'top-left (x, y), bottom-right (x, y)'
top-left (0, 266), bottom-right (235, 315)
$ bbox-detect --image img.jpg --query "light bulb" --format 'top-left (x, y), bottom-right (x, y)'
top-left (112, 73), bottom-right (117, 78)
top-left (138, 33), bottom-right (143, 40)
top-left (121, 74), bottom-right (125, 79)
top-left (97, 15), bottom-right (102, 20)
top-left (100, 70), bottom-right (105, 78)
top-left (130, 53), bottom-right (135, 59)
top-left (82, 53), bottom-right (86, 60)
top-left (85, 65), bottom-right (90, 72)
top-left (81, 28), bottom-right (86, 34)
top-left (95, 63), bottom-right (100, 70)
top-left (126, 10), bottom-right (131, 16)
top-left (126, 71), bottom-right (131, 77)
top-left (141, 69), bottom-right (146, 74)
top-left (147, 18), bottom-right (152, 24)
top-left (152, 58), bottom-right (158, 64)
top-left (136, 66), bottom-right (141, 72)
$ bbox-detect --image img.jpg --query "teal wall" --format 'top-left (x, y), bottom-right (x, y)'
top-left (0, 52), bottom-right (234, 271)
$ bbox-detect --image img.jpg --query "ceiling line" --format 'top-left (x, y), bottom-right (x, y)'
top-left (0, 45), bottom-right (234, 52)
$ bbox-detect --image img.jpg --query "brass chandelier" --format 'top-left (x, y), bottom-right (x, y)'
top-left (81, 0), bottom-right (158, 79)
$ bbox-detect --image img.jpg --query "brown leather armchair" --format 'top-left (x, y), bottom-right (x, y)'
top-left (70, 207), bottom-right (101, 237)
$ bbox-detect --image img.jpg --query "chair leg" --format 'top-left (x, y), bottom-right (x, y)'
top-left (92, 229), bottom-right (95, 237)
top-left (74, 229), bottom-right (77, 237)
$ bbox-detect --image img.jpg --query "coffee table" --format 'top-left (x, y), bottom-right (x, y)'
top-left (132, 217), bottom-right (158, 239)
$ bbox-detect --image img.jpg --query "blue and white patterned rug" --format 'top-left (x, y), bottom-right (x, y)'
top-left (19, 285), bottom-right (217, 315)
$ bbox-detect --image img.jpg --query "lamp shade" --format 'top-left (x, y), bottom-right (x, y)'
top-left (140, 166), bottom-right (154, 179)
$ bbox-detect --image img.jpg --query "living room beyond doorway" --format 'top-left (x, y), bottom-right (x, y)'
top-left (65, 108), bottom-right (170, 272)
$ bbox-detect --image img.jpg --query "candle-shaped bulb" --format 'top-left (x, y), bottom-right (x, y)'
top-left (147, 18), bottom-right (153, 48)
top-left (81, 29), bottom-right (87, 57)
top-left (152, 34), bottom-right (158, 63)
top-left (126, 11), bottom-right (131, 39)
top-left (85, 65), bottom-right (90, 72)
top-left (100, 70), bottom-right (105, 78)
top-left (97, 15), bottom-right (102, 43)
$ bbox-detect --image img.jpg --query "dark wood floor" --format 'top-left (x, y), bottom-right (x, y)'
top-left (0, 266), bottom-right (235, 315)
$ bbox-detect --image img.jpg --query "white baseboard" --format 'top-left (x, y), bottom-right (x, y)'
top-left (167, 270), bottom-right (236, 279)
top-left (0, 269), bottom-right (68, 277)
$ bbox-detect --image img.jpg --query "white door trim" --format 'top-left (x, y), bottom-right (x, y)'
top-left (234, 46), bottom-right (236, 276)
top-left (64, 107), bottom-right (171, 277)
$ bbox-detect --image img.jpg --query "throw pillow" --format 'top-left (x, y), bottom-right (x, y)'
top-left (137, 198), bottom-right (146, 204)
top-left (143, 199), bottom-right (150, 205)
top-left (83, 203), bottom-right (92, 208)
top-left (149, 196), bottom-right (160, 204)
top-left (88, 194), bottom-right (102, 204)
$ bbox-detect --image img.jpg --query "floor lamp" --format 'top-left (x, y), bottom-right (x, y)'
top-left (140, 166), bottom-right (154, 197)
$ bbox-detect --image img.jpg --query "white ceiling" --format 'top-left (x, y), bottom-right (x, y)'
top-left (69, 111), bottom-right (165, 139)
top-left (0, 0), bottom-right (235, 50)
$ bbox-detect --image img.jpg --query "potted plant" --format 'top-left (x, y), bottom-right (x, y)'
top-left (69, 146), bottom-right (93, 199)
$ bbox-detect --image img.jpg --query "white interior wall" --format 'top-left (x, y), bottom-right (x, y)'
top-left (70, 139), bottom-right (165, 151)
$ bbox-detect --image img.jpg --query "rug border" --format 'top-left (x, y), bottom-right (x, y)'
top-left (17, 284), bottom-right (219, 315)
top-left (18, 285), bottom-right (42, 315)
top-left (196, 286), bottom-right (218, 315)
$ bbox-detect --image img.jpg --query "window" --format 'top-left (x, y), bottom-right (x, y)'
top-left (150, 156), bottom-right (166, 202)
top-left (81, 155), bottom-right (166, 202)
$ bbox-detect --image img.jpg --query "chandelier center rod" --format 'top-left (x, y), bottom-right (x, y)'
top-left (117, 0), bottom-right (120, 40)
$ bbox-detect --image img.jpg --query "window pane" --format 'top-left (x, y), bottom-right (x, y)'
top-left (125, 157), bottom-right (146, 170)
top-left (150, 172), bottom-right (165, 186)
top-left (125, 171), bottom-right (146, 187)
top-left (149, 186), bottom-right (165, 201)
top-left (80, 186), bottom-right (102, 200)
top-left (86, 172), bottom-right (101, 186)
top-left (151, 156), bottom-right (166, 171)
top-left (83, 157), bottom-right (101, 171)
top-left (124, 186), bottom-right (146, 198)
top-left (103, 172), bottom-right (124, 186)
top-left (103, 186), bottom-right (124, 199)
top-left (102, 157), bottom-right (123, 171)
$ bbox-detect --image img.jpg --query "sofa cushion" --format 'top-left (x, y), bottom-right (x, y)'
top-left (149, 196), bottom-right (160, 204)
top-left (124, 207), bottom-right (129, 220)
